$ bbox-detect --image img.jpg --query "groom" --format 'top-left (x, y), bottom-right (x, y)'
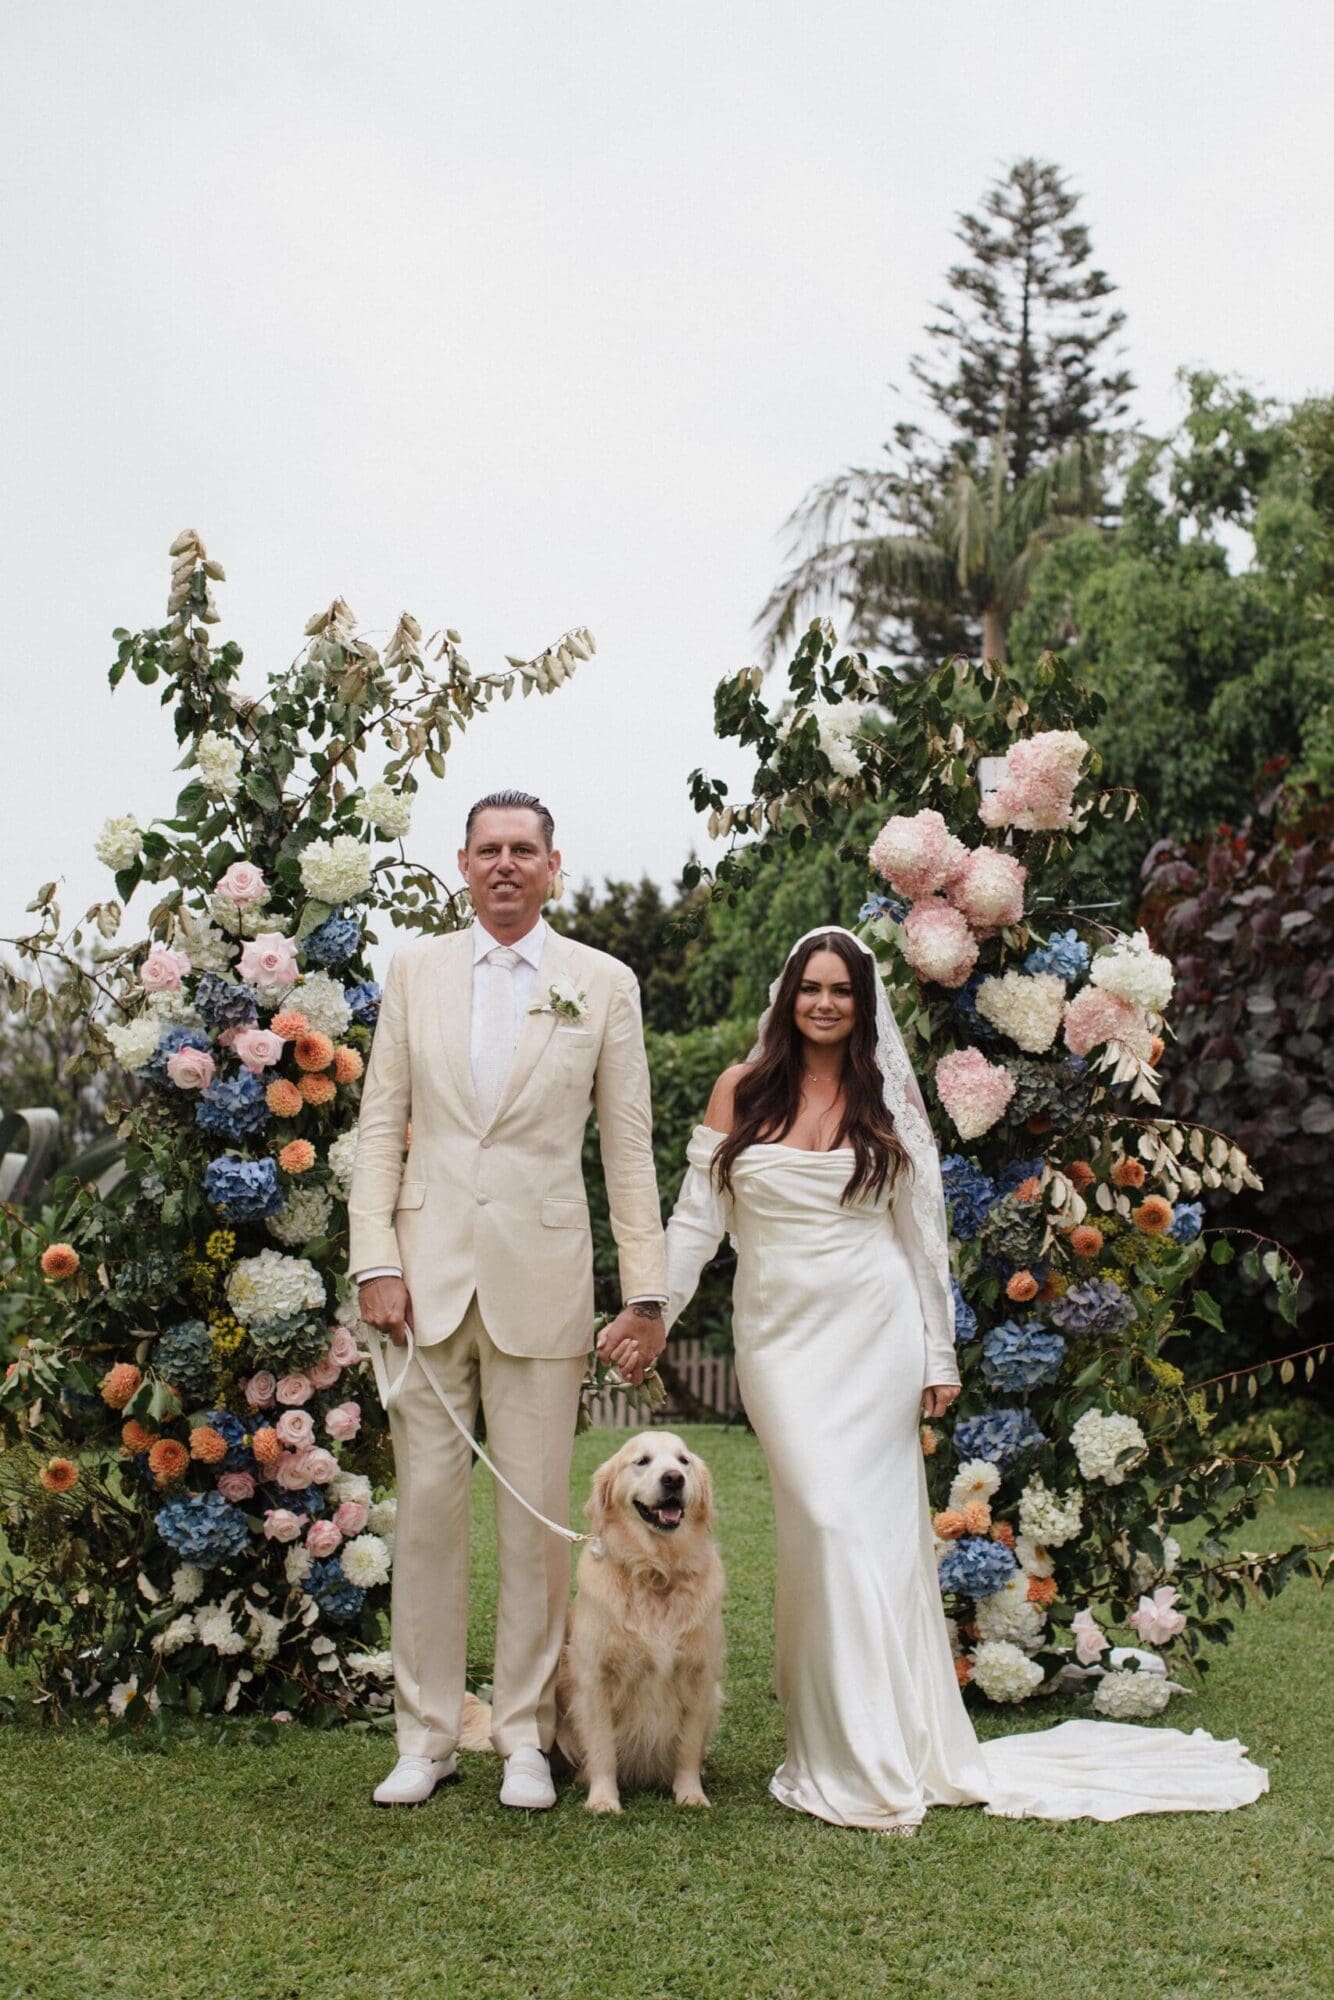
top-left (349, 790), bottom-right (668, 1809)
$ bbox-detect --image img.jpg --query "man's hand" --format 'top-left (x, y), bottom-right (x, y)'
top-left (358, 1275), bottom-right (414, 1348)
top-left (921, 1384), bottom-right (960, 1420)
top-left (596, 1303), bottom-right (666, 1387)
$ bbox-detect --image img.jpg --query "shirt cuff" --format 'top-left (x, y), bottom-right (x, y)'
top-left (355, 1266), bottom-right (403, 1283)
top-left (626, 1295), bottom-right (668, 1309)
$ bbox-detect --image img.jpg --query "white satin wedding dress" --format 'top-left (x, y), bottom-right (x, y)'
top-left (665, 1125), bottom-right (1269, 1829)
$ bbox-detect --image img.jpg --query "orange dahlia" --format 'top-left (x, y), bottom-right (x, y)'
top-left (294, 1031), bottom-right (335, 1073)
top-left (1148, 1034), bottom-right (1165, 1068)
top-left (189, 1425), bottom-right (228, 1464)
top-left (121, 1420), bottom-right (157, 1453)
top-left (39, 1456), bottom-right (79, 1493)
top-left (919, 1425), bottom-right (938, 1457)
top-left (1005, 1271), bottom-right (1039, 1303)
top-left (270, 1010), bottom-right (310, 1040)
top-left (1133, 1195), bottom-right (1174, 1236)
top-left (332, 1046), bottom-right (364, 1084)
top-left (1067, 1161), bottom-right (1097, 1192)
top-left (252, 1426), bottom-right (282, 1466)
top-left (1013, 1176), bottom-right (1042, 1204)
top-left (932, 1509), bottom-right (966, 1540)
top-left (100, 1362), bottom-right (143, 1410)
top-left (266, 1078), bottom-right (303, 1119)
top-left (1069, 1224), bottom-right (1104, 1258)
top-left (990, 1521), bottom-right (1015, 1548)
top-left (1027, 1575), bottom-right (1058, 1607)
top-left (1111, 1157), bottom-right (1147, 1190)
top-left (298, 1073), bottom-right (336, 1106)
top-left (961, 1501), bottom-right (992, 1535)
top-left (1038, 1273), bottom-right (1068, 1303)
top-left (278, 1139), bottom-right (316, 1174)
top-left (954, 1656), bottom-right (974, 1687)
top-left (40, 1242), bottom-right (81, 1280)
top-left (148, 1438), bottom-right (190, 1485)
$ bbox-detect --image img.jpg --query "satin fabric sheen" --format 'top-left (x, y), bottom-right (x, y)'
top-left (666, 1128), bottom-right (1269, 1827)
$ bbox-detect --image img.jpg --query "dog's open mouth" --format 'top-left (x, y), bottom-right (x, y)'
top-left (634, 1498), bottom-right (684, 1533)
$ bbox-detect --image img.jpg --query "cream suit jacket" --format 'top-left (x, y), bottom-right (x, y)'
top-left (347, 926), bottom-right (667, 1359)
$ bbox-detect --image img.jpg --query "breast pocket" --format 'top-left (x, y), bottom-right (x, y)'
top-left (550, 1026), bottom-right (597, 1086)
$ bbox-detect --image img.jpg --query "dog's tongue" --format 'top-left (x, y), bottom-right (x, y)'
top-left (659, 1503), bottom-right (683, 1525)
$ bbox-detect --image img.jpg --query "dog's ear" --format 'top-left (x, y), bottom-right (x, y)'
top-left (691, 1454), bottom-right (715, 1531)
top-left (585, 1452), bottom-right (621, 1526)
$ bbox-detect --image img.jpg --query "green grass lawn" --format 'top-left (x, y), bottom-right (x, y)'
top-left (2, 1428), bottom-right (1331, 2000)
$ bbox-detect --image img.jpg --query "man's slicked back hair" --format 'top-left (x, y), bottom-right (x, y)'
top-left (465, 790), bottom-right (556, 850)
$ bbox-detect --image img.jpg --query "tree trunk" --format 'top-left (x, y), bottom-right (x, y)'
top-left (982, 604), bottom-right (1008, 663)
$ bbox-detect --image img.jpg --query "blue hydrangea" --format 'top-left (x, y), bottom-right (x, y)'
top-left (155, 1490), bottom-right (252, 1567)
top-left (344, 980), bottom-right (381, 1027)
top-left (1168, 1201), bottom-right (1205, 1245)
top-left (950, 971), bottom-right (987, 1033)
top-left (998, 1157), bottom-right (1046, 1195)
top-left (937, 1534), bottom-right (1018, 1598)
top-left (307, 1555), bottom-right (366, 1624)
top-left (858, 891), bottom-right (908, 925)
top-left (951, 1278), bottom-right (978, 1344)
top-left (304, 908), bottom-right (361, 968)
top-left (203, 1155), bottom-right (283, 1220)
top-left (193, 972), bottom-right (261, 1031)
top-left (280, 1483), bottom-right (327, 1517)
top-left (202, 1409), bottom-right (252, 1472)
top-left (1025, 928), bottom-right (1090, 984)
top-left (982, 1318), bottom-right (1067, 1391)
top-left (953, 1405), bottom-right (1046, 1471)
top-left (153, 1319), bottom-right (214, 1402)
top-left (1049, 1278), bottom-right (1136, 1339)
top-left (942, 1156), bottom-right (997, 1240)
top-left (196, 1071), bottom-right (271, 1142)
top-left (143, 1024), bottom-right (214, 1085)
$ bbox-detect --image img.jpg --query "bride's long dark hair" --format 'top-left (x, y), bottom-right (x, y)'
top-left (712, 930), bottom-right (911, 1206)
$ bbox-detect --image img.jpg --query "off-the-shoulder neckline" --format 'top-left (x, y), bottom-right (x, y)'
top-left (693, 1123), bottom-right (853, 1156)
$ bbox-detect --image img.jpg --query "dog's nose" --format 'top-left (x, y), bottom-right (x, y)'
top-left (660, 1470), bottom-right (685, 1494)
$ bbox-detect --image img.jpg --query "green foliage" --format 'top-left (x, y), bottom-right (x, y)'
top-left (550, 875), bottom-right (711, 1032)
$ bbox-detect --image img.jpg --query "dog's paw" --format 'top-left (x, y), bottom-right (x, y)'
top-left (585, 1789), bottom-right (622, 1815)
top-left (673, 1783), bottom-right (711, 1809)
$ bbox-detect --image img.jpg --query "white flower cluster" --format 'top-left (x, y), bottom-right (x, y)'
top-left (975, 970), bottom-right (1066, 1054)
top-left (196, 730), bottom-right (243, 800)
top-left (1070, 1409), bottom-right (1148, 1486)
top-left (152, 1614), bottom-right (196, 1655)
top-left (284, 1544), bottom-right (313, 1586)
top-left (367, 1496), bottom-right (396, 1539)
top-left (299, 834), bottom-right (374, 904)
top-left (973, 1576), bottom-right (1046, 1653)
top-left (266, 1185), bottom-right (335, 1249)
top-left (248, 1607), bottom-right (285, 1660)
top-left (948, 1459), bottom-right (1001, 1511)
top-left (330, 1471), bottom-right (372, 1508)
top-left (172, 910), bottom-right (234, 975)
top-left (804, 699), bottom-right (867, 779)
top-left (340, 1533), bottom-right (392, 1588)
top-left (1090, 929), bottom-right (1174, 1014)
top-left (95, 813), bottom-right (143, 871)
top-left (970, 1639), bottom-right (1044, 1703)
top-left (292, 971), bottom-right (352, 1039)
top-left (357, 781), bottom-right (413, 840)
top-left (345, 1649), bottom-right (394, 1681)
top-left (226, 1249), bottom-right (326, 1326)
top-left (171, 1564), bottom-right (205, 1604)
top-left (1092, 1667), bottom-right (1174, 1719)
top-left (1017, 1476), bottom-right (1084, 1549)
top-left (108, 1677), bottom-right (160, 1717)
top-left (106, 1014), bottom-right (162, 1072)
top-left (327, 1126), bottom-right (359, 1198)
top-left (1015, 1535), bottom-right (1055, 1579)
top-left (196, 1603), bottom-right (247, 1655)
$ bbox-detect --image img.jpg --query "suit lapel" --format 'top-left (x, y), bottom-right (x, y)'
top-left (489, 928), bottom-right (572, 1127)
top-left (434, 929), bottom-right (481, 1126)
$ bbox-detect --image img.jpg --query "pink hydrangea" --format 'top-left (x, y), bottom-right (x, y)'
top-left (165, 1046), bottom-right (216, 1091)
top-left (263, 1507), bottom-right (303, 1542)
top-left (334, 1499), bottom-right (370, 1538)
top-left (306, 1519), bottom-right (343, 1558)
top-left (901, 901), bottom-right (979, 988)
top-left (217, 1471), bottom-right (256, 1503)
top-left (275, 1408), bottom-right (315, 1450)
top-left (868, 809), bottom-right (969, 901)
top-left (140, 945), bottom-right (192, 993)
top-left (324, 1400), bottom-right (362, 1442)
top-left (934, 1046), bottom-right (1015, 1141)
top-left (1128, 1587), bottom-right (1187, 1646)
top-left (326, 1328), bottom-right (360, 1368)
top-left (949, 848), bottom-right (1027, 930)
top-left (231, 1026), bottom-right (287, 1074)
top-left (238, 933), bottom-right (300, 995)
top-left (1062, 986), bottom-right (1153, 1061)
top-left (244, 1370), bottom-right (277, 1409)
top-left (979, 730), bottom-right (1089, 831)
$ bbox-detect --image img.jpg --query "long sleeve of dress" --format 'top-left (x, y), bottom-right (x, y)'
top-left (664, 1126), bottom-right (733, 1335)
top-left (891, 1174), bottom-right (960, 1389)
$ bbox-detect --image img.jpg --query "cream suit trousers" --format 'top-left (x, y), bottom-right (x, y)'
top-left (387, 1294), bottom-right (585, 1760)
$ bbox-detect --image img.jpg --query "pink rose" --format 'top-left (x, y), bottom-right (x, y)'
top-left (324, 1400), bottom-right (362, 1443)
top-left (216, 860), bottom-right (268, 907)
top-left (326, 1328), bottom-right (360, 1368)
top-left (302, 1447), bottom-right (340, 1485)
top-left (1071, 1607), bottom-right (1109, 1665)
top-left (165, 1046), bottom-right (216, 1091)
top-left (275, 1408), bottom-right (316, 1450)
top-left (217, 1471), bottom-right (256, 1503)
top-left (276, 1373), bottom-right (313, 1407)
top-left (231, 1026), bottom-right (287, 1074)
top-left (244, 1370), bottom-right (277, 1410)
top-left (276, 1451), bottom-right (314, 1490)
top-left (306, 1519), bottom-right (342, 1558)
top-left (263, 1508), bottom-right (303, 1542)
top-left (1128, 1586), bottom-right (1187, 1647)
top-left (308, 1357), bottom-right (341, 1391)
top-left (140, 945), bottom-right (191, 993)
top-left (238, 932), bottom-right (299, 994)
top-left (334, 1499), bottom-right (369, 1537)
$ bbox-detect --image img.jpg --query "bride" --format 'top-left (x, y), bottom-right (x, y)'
top-left (660, 925), bottom-right (1268, 1830)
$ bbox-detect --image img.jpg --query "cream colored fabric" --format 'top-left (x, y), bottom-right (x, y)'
top-left (348, 926), bottom-right (667, 1357)
top-left (386, 1295), bottom-right (584, 1759)
top-left (473, 945), bottom-right (522, 1123)
top-left (665, 1127), bottom-right (1269, 1827)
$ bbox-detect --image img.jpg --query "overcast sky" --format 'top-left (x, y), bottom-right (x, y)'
top-left (3, 2), bottom-right (1330, 961)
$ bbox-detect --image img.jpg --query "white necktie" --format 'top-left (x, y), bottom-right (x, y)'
top-left (474, 945), bottom-right (522, 1123)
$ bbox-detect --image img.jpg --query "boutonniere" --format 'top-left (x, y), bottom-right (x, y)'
top-left (530, 977), bottom-right (588, 1023)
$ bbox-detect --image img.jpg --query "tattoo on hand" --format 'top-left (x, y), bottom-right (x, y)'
top-left (631, 1303), bottom-right (663, 1321)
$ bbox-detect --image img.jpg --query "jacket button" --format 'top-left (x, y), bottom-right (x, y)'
top-left (480, 1135), bottom-right (493, 1149)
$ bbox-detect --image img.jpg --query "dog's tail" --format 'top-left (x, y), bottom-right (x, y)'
top-left (459, 1690), bottom-right (494, 1754)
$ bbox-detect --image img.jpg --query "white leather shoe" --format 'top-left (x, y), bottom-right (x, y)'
top-left (372, 1753), bottom-right (457, 1806)
top-left (499, 1746), bottom-right (556, 1810)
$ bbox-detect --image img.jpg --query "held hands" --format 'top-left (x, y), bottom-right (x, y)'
top-left (596, 1303), bottom-right (666, 1387)
top-left (921, 1384), bottom-right (960, 1420)
top-left (358, 1275), bottom-right (415, 1348)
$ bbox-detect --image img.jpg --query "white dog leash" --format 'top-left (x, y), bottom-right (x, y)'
top-left (366, 1323), bottom-right (595, 1549)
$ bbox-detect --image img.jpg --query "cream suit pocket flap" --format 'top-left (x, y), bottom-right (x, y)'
top-left (394, 1182), bottom-right (426, 1211)
top-left (540, 1196), bottom-right (588, 1228)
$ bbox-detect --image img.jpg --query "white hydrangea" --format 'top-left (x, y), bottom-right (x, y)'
top-left (172, 909), bottom-right (234, 975)
top-left (290, 971), bottom-right (352, 1040)
top-left (152, 1614), bottom-right (196, 1655)
top-left (299, 834), bottom-right (374, 904)
top-left (975, 970), bottom-right (1067, 1054)
top-left (1015, 1535), bottom-right (1055, 1579)
top-left (345, 1649), bottom-right (394, 1681)
top-left (973, 1576), bottom-right (1047, 1652)
top-left (95, 813), bottom-right (143, 871)
top-left (340, 1533), bottom-right (392, 1588)
top-left (1070, 1408), bottom-right (1148, 1486)
top-left (948, 1459), bottom-right (1001, 1512)
top-left (330, 1471), bottom-right (373, 1509)
top-left (106, 1014), bottom-right (163, 1072)
top-left (366, 1497), bottom-right (397, 1537)
top-left (284, 1544), bottom-right (313, 1586)
top-left (108, 1677), bottom-right (160, 1717)
top-left (196, 1604), bottom-right (247, 1656)
top-left (247, 1607), bottom-right (285, 1660)
top-left (1090, 929), bottom-right (1175, 1014)
top-left (970, 1640), bottom-right (1044, 1704)
top-left (1130, 1535), bottom-right (1182, 1592)
top-left (327, 1126), bottom-right (359, 1198)
top-left (266, 1185), bottom-right (335, 1249)
top-left (147, 988), bottom-right (202, 1027)
top-left (209, 893), bottom-right (271, 938)
top-left (171, 1563), bottom-right (205, 1604)
top-left (195, 730), bottom-right (243, 800)
top-left (226, 1249), bottom-right (326, 1327)
top-left (1092, 1667), bottom-right (1174, 1719)
top-left (1017, 1477), bottom-right (1084, 1550)
top-left (805, 699), bottom-right (868, 778)
top-left (357, 781), bottom-right (413, 840)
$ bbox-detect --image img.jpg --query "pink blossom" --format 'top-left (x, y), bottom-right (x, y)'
top-left (934, 1046), bottom-right (1015, 1142)
top-left (306, 1519), bottom-right (343, 1558)
top-left (334, 1499), bottom-right (369, 1537)
top-left (302, 1447), bottom-right (340, 1485)
top-left (140, 945), bottom-right (192, 993)
top-left (900, 901), bottom-right (978, 989)
top-left (276, 1373), bottom-right (314, 1407)
top-left (324, 1400), bottom-right (362, 1442)
top-left (231, 1026), bottom-right (287, 1074)
top-left (217, 1471), bottom-right (256, 1503)
top-left (215, 860), bottom-right (269, 907)
top-left (165, 1045), bottom-right (216, 1091)
top-left (308, 1357), bottom-right (341, 1391)
top-left (244, 1370), bottom-right (277, 1410)
top-left (275, 1408), bottom-right (315, 1450)
top-left (1062, 987), bottom-right (1153, 1061)
top-left (1071, 1607), bottom-right (1109, 1665)
top-left (949, 848), bottom-right (1027, 930)
top-left (326, 1328), bottom-right (360, 1368)
top-left (1128, 1586), bottom-right (1187, 1646)
top-left (980, 730), bottom-right (1089, 832)
top-left (276, 1450), bottom-right (315, 1490)
top-left (868, 809), bottom-right (969, 901)
top-left (237, 933), bottom-right (300, 995)
top-left (263, 1507), bottom-right (303, 1542)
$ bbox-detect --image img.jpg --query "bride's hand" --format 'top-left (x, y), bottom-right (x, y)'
top-left (921, 1384), bottom-right (960, 1420)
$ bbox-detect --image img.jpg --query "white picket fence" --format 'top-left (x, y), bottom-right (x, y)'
top-left (584, 1337), bottom-right (741, 1429)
